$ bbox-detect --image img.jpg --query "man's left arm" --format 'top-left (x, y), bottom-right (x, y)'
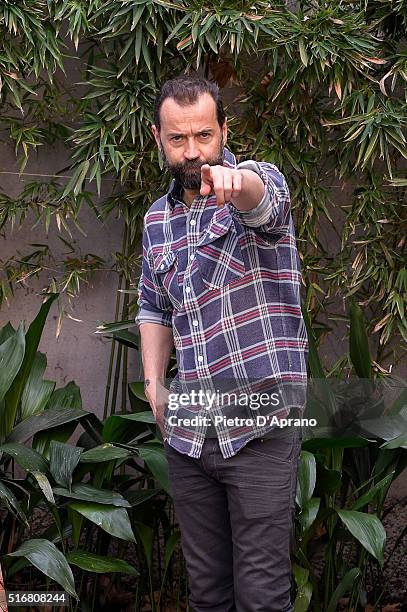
top-left (201, 161), bottom-right (291, 236)
top-left (230, 161), bottom-right (291, 235)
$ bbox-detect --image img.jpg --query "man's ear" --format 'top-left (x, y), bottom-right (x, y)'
top-left (151, 124), bottom-right (160, 148)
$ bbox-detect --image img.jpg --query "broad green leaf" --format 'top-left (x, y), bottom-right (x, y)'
top-left (292, 564), bottom-right (312, 612)
top-left (68, 502), bottom-right (136, 542)
top-left (31, 471), bottom-right (55, 504)
top-left (4, 294), bottom-right (58, 438)
top-left (0, 321), bottom-right (15, 346)
top-left (296, 450), bottom-right (316, 510)
top-left (0, 443), bottom-right (48, 473)
top-left (7, 406), bottom-right (88, 443)
top-left (49, 381), bottom-right (83, 410)
top-left (7, 539), bottom-right (77, 600)
top-left (111, 329), bottom-right (139, 350)
top-left (137, 443), bottom-right (170, 494)
top-left (0, 479), bottom-right (28, 525)
top-left (20, 352), bottom-right (55, 420)
top-left (380, 432), bottom-right (407, 449)
top-left (360, 415), bottom-right (407, 442)
top-left (80, 443), bottom-right (133, 463)
top-left (33, 382), bottom-right (84, 456)
top-left (128, 382), bottom-right (148, 402)
top-left (124, 488), bottom-right (160, 507)
top-left (102, 412), bottom-right (151, 443)
top-left (49, 441), bottom-right (82, 489)
top-left (66, 551), bottom-right (138, 575)
top-left (337, 509), bottom-right (386, 566)
top-left (299, 497), bottom-right (320, 532)
top-left (0, 323), bottom-right (25, 437)
top-left (53, 483), bottom-right (130, 507)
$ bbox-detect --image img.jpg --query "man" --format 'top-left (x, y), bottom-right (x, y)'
top-left (135, 75), bottom-right (308, 612)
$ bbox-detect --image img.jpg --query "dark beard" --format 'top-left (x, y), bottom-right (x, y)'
top-left (160, 138), bottom-right (225, 190)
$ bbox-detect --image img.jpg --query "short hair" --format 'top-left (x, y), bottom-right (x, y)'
top-left (154, 75), bottom-right (226, 131)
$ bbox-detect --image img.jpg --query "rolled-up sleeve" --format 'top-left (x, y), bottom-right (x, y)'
top-left (229, 160), bottom-right (291, 237)
top-left (134, 225), bottom-right (173, 329)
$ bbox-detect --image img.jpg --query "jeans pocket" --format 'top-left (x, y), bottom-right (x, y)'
top-left (244, 431), bottom-right (299, 465)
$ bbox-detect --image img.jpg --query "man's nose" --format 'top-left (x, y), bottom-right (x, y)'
top-left (184, 139), bottom-right (200, 160)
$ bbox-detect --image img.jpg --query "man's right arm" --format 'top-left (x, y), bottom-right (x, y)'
top-left (139, 323), bottom-right (174, 434)
top-left (135, 223), bottom-right (174, 433)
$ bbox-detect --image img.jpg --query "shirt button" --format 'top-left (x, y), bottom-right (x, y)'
top-left (190, 219), bottom-right (196, 226)
top-left (192, 320), bottom-right (199, 326)
top-left (160, 264), bottom-right (165, 269)
top-left (185, 286), bottom-right (191, 293)
top-left (197, 355), bottom-right (204, 362)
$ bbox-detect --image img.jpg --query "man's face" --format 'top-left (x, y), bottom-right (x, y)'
top-left (152, 92), bottom-right (227, 190)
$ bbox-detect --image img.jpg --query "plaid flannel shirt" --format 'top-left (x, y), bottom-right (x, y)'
top-left (135, 147), bottom-right (308, 458)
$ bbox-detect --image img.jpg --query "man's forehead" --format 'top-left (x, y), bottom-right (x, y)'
top-left (159, 93), bottom-right (218, 132)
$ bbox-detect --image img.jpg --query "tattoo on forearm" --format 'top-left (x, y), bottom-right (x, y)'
top-left (144, 379), bottom-right (151, 388)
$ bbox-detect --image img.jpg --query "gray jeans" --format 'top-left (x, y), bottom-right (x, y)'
top-left (164, 428), bottom-right (302, 612)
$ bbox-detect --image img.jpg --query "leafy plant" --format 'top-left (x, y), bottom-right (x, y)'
top-left (0, 295), bottom-right (183, 610)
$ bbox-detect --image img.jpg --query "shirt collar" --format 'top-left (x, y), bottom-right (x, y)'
top-left (167, 146), bottom-right (237, 209)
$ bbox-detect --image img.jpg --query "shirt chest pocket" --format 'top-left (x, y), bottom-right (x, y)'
top-left (152, 251), bottom-right (182, 309)
top-left (195, 214), bottom-right (246, 290)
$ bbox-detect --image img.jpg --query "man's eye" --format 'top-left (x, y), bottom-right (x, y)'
top-left (172, 136), bottom-right (182, 141)
top-left (200, 133), bottom-right (210, 138)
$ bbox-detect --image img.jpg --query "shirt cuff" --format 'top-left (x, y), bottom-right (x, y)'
top-left (229, 160), bottom-right (273, 227)
top-left (135, 306), bottom-right (173, 329)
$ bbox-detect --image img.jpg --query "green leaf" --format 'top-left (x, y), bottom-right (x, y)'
top-left (7, 539), bottom-right (78, 600)
top-left (137, 443), bottom-right (170, 494)
top-left (0, 323), bottom-right (25, 437)
top-left (0, 479), bottom-right (28, 525)
top-left (0, 443), bottom-right (48, 473)
top-left (49, 441), bottom-right (83, 489)
top-left (326, 567), bottom-right (360, 612)
top-left (0, 322), bottom-right (15, 346)
top-left (351, 473), bottom-right (395, 510)
top-left (296, 450), bottom-right (316, 510)
top-left (7, 406), bottom-right (88, 443)
top-left (128, 382), bottom-right (148, 402)
top-left (292, 564), bottom-right (312, 611)
top-left (79, 443), bottom-right (133, 463)
top-left (20, 352), bottom-right (55, 420)
top-left (4, 294), bottom-right (58, 438)
top-left (380, 432), bottom-right (407, 449)
top-left (68, 502), bottom-right (136, 542)
top-left (31, 471), bottom-right (55, 504)
top-left (299, 38), bottom-right (308, 67)
top-left (53, 483), bottom-right (131, 507)
top-left (337, 509), bottom-right (386, 566)
top-left (299, 497), bottom-right (320, 532)
top-left (134, 522), bottom-right (154, 569)
top-left (66, 551), bottom-right (138, 575)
